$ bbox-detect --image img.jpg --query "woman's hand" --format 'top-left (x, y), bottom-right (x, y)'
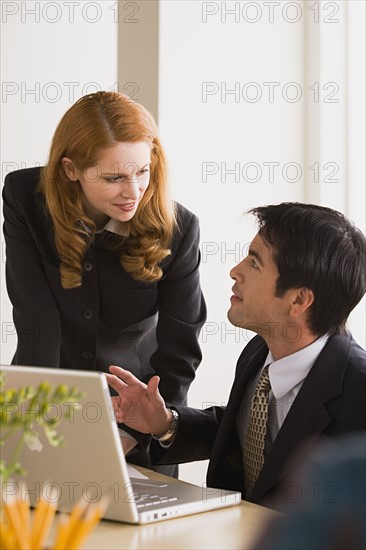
top-left (106, 365), bottom-right (173, 436)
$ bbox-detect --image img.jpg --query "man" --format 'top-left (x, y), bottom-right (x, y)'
top-left (106, 203), bottom-right (366, 510)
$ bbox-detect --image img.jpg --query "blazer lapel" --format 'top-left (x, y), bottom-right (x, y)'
top-left (208, 337), bottom-right (268, 492)
top-left (249, 333), bottom-right (351, 503)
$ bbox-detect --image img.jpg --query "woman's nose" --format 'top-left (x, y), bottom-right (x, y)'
top-left (120, 177), bottom-right (140, 200)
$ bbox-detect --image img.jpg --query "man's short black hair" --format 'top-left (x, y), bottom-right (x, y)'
top-left (250, 203), bottom-right (366, 337)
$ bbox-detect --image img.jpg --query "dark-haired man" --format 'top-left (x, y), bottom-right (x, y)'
top-left (107, 203), bottom-right (366, 510)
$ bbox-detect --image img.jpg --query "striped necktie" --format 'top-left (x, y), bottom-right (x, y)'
top-left (243, 365), bottom-right (271, 497)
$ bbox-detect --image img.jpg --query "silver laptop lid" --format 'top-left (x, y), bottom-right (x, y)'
top-left (1, 364), bottom-right (139, 523)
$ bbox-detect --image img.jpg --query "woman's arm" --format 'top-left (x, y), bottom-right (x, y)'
top-left (3, 170), bottom-right (62, 366)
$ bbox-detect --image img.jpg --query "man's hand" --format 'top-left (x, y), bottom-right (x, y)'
top-left (105, 365), bottom-right (173, 436)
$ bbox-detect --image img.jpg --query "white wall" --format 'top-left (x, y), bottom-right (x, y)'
top-left (0, 0), bottom-right (118, 363)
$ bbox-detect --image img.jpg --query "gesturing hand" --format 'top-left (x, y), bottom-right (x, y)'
top-left (105, 366), bottom-right (173, 436)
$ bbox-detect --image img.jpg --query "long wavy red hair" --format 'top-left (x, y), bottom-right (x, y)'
top-left (39, 92), bottom-right (176, 288)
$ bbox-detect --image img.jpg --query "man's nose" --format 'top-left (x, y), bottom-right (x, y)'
top-left (230, 260), bottom-right (245, 281)
top-left (230, 264), bottom-right (238, 280)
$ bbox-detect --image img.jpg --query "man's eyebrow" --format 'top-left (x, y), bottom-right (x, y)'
top-left (248, 247), bottom-right (264, 266)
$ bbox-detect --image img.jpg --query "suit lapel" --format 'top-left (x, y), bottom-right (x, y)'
top-left (208, 337), bottom-right (268, 492)
top-left (250, 333), bottom-right (351, 503)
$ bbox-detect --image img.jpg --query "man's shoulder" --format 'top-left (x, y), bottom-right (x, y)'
top-left (310, 332), bottom-right (366, 405)
top-left (319, 333), bottom-right (366, 430)
top-left (348, 332), bottom-right (366, 359)
top-left (325, 332), bottom-right (365, 372)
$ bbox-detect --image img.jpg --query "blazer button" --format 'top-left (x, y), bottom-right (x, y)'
top-left (83, 309), bottom-right (94, 320)
top-left (84, 261), bottom-right (93, 272)
top-left (82, 350), bottom-right (93, 360)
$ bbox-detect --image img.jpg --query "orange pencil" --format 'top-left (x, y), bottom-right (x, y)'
top-left (30, 486), bottom-right (58, 550)
top-left (51, 513), bottom-right (69, 550)
top-left (58, 497), bottom-right (88, 549)
top-left (0, 522), bottom-right (17, 550)
top-left (2, 490), bottom-right (28, 550)
top-left (67, 497), bottom-right (110, 550)
top-left (17, 481), bottom-right (31, 546)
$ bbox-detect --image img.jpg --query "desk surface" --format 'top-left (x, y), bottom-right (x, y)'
top-left (82, 467), bottom-right (278, 550)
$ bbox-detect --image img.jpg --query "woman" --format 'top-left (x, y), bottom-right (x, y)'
top-left (3, 91), bottom-right (206, 475)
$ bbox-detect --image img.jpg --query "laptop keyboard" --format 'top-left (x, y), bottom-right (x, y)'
top-left (134, 492), bottom-right (179, 509)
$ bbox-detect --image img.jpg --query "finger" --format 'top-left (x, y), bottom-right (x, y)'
top-left (105, 373), bottom-right (129, 393)
top-left (147, 376), bottom-right (160, 398)
top-left (110, 396), bottom-right (124, 422)
top-left (109, 365), bottom-right (142, 386)
top-left (105, 372), bottom-right (128, 388)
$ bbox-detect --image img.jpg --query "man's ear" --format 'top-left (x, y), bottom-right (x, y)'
top-left (62, 157), bottom-right (79, 181)
top-left (290, 287), bottom-right (315, 318)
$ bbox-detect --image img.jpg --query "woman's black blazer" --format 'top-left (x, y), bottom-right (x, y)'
top-left (3, 167), bottom-right (207, 472)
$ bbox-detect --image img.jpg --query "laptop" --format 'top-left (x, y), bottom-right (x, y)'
top-left (0, 365), bottom-right (241, 523)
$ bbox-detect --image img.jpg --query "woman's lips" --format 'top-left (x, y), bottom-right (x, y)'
top-left (113, 203), bottom-right (136, 212)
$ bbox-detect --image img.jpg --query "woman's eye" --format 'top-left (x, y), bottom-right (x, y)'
top-left (104, 169), bottom-right (149, 183)
top-left (106, 176), bottom-right (123, 183)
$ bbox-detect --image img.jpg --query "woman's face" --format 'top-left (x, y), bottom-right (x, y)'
top-left (63, 141), bottom-right (151, 228)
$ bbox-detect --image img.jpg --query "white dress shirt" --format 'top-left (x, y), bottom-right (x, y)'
top-left (236, 335), bottom-right (329, 454)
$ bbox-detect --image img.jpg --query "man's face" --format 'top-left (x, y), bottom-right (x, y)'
top-left (228, 233), bottom-right (291, 338)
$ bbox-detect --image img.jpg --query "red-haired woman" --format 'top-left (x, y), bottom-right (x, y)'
top-left (3, 92), bottom-right (206, 476)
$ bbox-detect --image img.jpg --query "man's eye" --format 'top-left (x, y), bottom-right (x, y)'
top-left (249, 258), bottom-right (259, 269)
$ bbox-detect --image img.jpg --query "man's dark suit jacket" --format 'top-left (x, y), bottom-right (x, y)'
top-left (3, 167), bottom-right (207, 475)
top-left (151, 332), bottom-right (366, 509)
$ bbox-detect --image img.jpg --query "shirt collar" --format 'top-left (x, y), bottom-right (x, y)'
top-left (264, 334), bottom-right (329, 400)
top-left (79, 218), bottom-right (129, 237)
top-left (100, 218), bottom-right (129, 237)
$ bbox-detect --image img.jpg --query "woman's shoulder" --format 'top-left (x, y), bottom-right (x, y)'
top-left (4, 166), bottom-right (42, 199)
top-left (164, 202), bottom-right (201, 262)
top-left (3, 167), bottom-right (46, 223)
top-left (174, 201), bottom-right (199, 232)
top-left (5, 166), bottom-right (41, 188)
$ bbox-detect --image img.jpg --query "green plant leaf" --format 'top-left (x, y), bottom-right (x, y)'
top-left (0, 373), bottom-right (86, 483)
